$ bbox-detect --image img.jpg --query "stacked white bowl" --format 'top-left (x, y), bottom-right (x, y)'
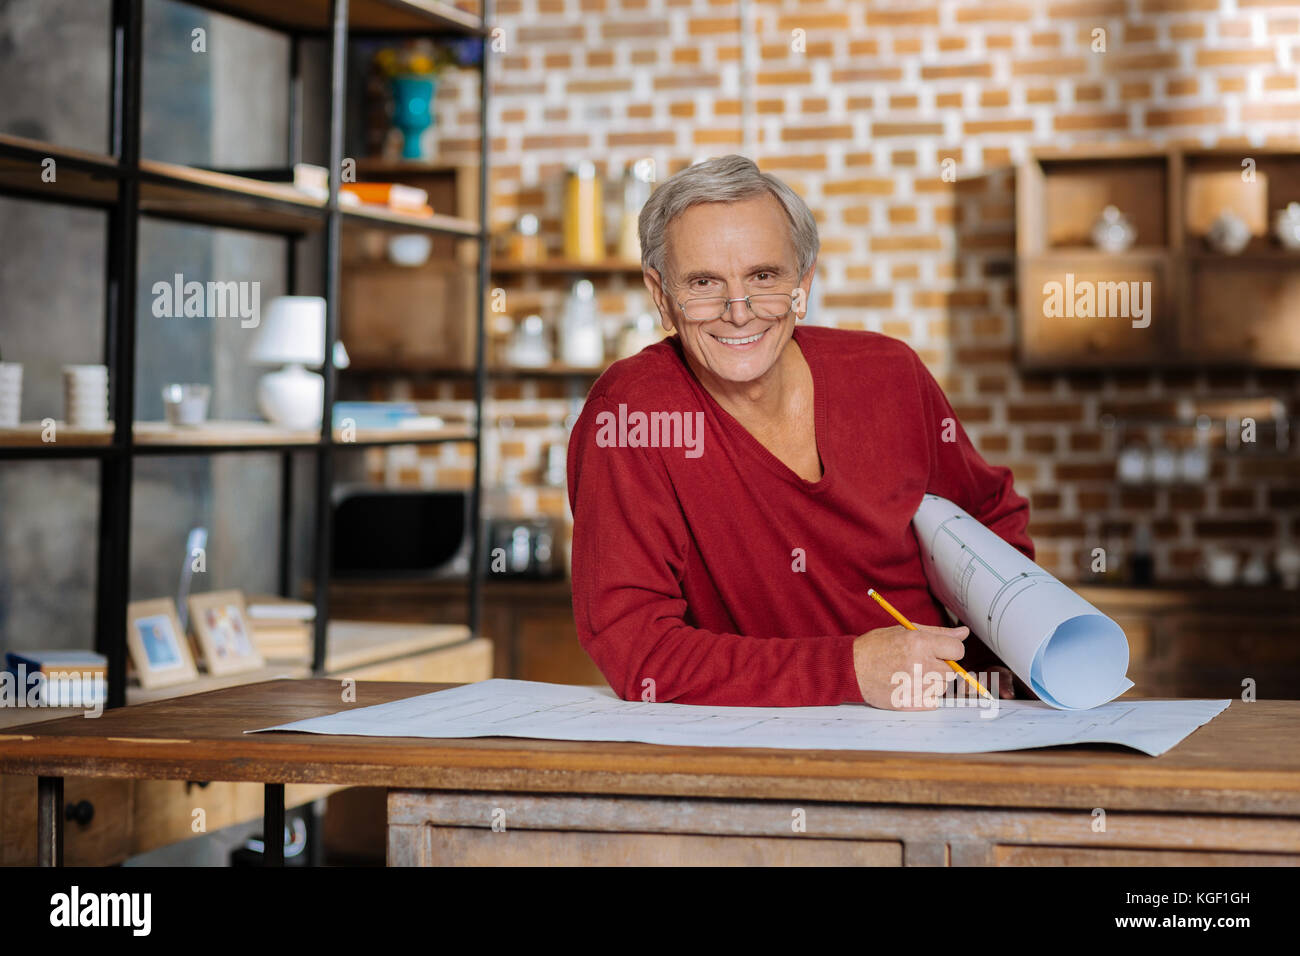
top-left (0, 362), bottom-right (21, 427)
top-left (63, 364), bottom-right (109, 428)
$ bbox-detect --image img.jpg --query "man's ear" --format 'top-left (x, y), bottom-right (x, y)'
top-left (643, 267), bottom-right (676, 334)
top-left (795, 258), bottom-right (817, 318)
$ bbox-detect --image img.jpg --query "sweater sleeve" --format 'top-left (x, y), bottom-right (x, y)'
top-left (913, 353), bottom-right (1035, 562)
top-left (567, 395), bottom-right (863, 707)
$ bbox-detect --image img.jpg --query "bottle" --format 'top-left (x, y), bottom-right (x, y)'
top-left (563, 161), bottom-right (604, 262)
top-left (509, 213), bottom-right (544, 263)
top-left (1130, 524), bottom-right (1154, 587)
top-left (618, 312), bottom-right (662, 358)
top-left (618, 158), bottom-right (655, 262)
top-left (507, 314), bottom-right (552, 368)
top-left (560, 279), bottom-right (604, 367)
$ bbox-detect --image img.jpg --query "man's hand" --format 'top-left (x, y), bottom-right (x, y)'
top-left (852, 624), bottom-right (968, 710)
top-left (942, 664), bottom-right (1017, 700)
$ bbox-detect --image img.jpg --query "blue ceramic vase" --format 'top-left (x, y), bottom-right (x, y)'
top-left (391, 75), bottom-right (437, 160)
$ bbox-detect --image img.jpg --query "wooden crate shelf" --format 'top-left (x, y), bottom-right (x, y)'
top-left (1016, 143), bottom-right (1300, 369)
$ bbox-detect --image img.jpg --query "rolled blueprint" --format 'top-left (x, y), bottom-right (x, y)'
top-left (911, 494), bottom-right (1134, 710)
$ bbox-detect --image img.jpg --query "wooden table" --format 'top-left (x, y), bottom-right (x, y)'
top-left (1, 680), bottom-right (1297, 866)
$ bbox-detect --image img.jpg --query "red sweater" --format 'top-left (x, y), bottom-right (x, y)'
top-left (567, 326), bottom-right (1034, 706)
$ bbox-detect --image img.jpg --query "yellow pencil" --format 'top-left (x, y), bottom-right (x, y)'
top-left (867, 587), bottom-right (994, 702)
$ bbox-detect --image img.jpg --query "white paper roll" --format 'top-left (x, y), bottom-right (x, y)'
top-left (912, 494), bottom-right (1134, 710)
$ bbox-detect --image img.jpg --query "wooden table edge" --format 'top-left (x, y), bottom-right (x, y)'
top-left (0, 680), bottom-right (1295, 818)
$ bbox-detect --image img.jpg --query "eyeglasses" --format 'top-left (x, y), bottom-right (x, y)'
top-left (673, 292), bottom-right (796, 322)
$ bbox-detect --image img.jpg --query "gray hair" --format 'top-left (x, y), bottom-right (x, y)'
top-left (638, 154), bottom-right (820, 284)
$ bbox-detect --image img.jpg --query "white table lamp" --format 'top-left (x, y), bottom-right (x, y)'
top-left (250, 296), bottom-right (327, 429)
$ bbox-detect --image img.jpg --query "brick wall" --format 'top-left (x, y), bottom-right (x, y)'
top-left (406, 0), bottom-right (1300, 584)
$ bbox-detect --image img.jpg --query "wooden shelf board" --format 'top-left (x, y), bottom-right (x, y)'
top-left (0, 422), bottom-right (114, 447)
top-left (134, 420), bottom-right (475, 447)
top-left (344, 360), bottom-right (610, 378)
top-left (336, 423), bottom-right (477, 444)
top-left (0, 420), bottom-right (475, 450)
top-left (1032, 143), bottom-right (1169, 162)
top-left (0, 148), bottom-right (480, 236)
top-left (324, 621), bottom-right (471, 672)
top-left (183, 0), bottom-right (484, 34)
top-left (1027, 247), bottom-right (1171, 260)
top-left (490, 363), bottom-right (610, 377)
top-left (1187, 249), bottom-right (1300, 262)
top-left (133, 420), bottom-right (319, 446)
top-left (1184, 143), bottom-right (1300, 158)
top-left (490, 258), bottom-right (644, 275)
top-left (139, 158), bottom-right (326, 233)
top-left (126, 623), bottom-right (472, 701)
top-left (0, 133), bottom-right (119, 206)
top-left (140, 159), bottom-right (324, 208)
top-left (353, 158), bottom-right (467, 176)
top-left (343, 203), bottom-right (480, 237)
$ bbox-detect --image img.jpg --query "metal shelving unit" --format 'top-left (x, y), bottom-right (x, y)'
top-left (0, 0), bottom-right (491, 711)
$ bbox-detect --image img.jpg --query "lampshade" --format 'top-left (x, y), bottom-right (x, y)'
top-left (250, 296), bottom-right (325, 366)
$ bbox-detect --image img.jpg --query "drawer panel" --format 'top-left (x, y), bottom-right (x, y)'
top-left (1, 774), bottom-right (132, 866)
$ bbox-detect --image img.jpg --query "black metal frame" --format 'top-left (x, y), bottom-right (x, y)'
top-left (4, 0), bottom-right (492, 865)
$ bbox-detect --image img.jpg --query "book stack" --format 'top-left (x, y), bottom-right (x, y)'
top-left (331, 401), bottom-right (445, 431)
top-left (339, 182), bottom-right (433, 217)
top-left (4, 650), bottom-right (107, 708)
top-left (245, 596), bottom-right (315, 664)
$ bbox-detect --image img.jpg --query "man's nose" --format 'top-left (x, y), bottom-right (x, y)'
top-left (725, 296), bottom-right (749, 323)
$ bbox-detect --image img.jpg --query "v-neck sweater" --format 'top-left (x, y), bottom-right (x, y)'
top-left (566, 325), bottom-right (1034, 706)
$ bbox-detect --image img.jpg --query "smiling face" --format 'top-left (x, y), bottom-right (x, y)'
top-left (644, 194), bottom-right (814, 390)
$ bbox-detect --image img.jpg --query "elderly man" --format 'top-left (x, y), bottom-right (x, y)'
top-left (566, 154), bottom-right (1034, 709)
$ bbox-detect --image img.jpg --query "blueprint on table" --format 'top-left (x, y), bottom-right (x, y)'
top-left (248, 679), bottom-right (1230, 757)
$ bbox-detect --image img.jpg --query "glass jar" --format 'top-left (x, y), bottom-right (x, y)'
top-left (618, 158), bottom-right (655, 262)
top-left (563, 161), bottom-right (604, 262)
top-left (509, 213), bottom-right (544, 263)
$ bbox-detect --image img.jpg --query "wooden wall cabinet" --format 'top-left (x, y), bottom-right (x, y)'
top-left (1078, 585), bottom-right (1300, 700)
top-left (341, 163), bottom-right (480, 373)
top-left (1018, 254), bottom-right (1172, 365)
top-left (1016, 144), bottom-right (1300, 369)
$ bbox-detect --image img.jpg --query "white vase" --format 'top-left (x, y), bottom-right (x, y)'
top-left (257, 364), bottom-right (323, 429)
top-left (1207, 210), bottom-right (1251, 254)
top-left (1274, 202), bottom-right (1300, 251)
top-left (0, 362), bottom-right (21, 427)
top-left (1091, 205), bottom-right (1136, 253)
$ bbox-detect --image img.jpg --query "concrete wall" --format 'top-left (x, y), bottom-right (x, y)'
top-left (0, 0), bottom-right (300, 650)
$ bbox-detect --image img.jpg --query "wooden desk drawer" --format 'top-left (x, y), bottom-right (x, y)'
top-left (1, 774), bottom-right (132, 866)
top-left (388, 791), bottom-right (1300, 867)
top-left (404, 828), bottom-right (903, 866)
top-left (995, 845), bottom-right (1300, 866)
top-left (132, 780), bottom-right (339, 856)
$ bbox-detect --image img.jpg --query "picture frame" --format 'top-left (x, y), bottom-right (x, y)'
top-left (126, 598), bottom-right (200, 689)
top-left (187, 590), bottom-right (264, 676)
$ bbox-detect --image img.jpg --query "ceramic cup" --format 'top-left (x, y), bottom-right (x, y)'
top-left (161, 383), bottom-right (211, 426)
top-left (1203, 547), bottom-right (1240, 587)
